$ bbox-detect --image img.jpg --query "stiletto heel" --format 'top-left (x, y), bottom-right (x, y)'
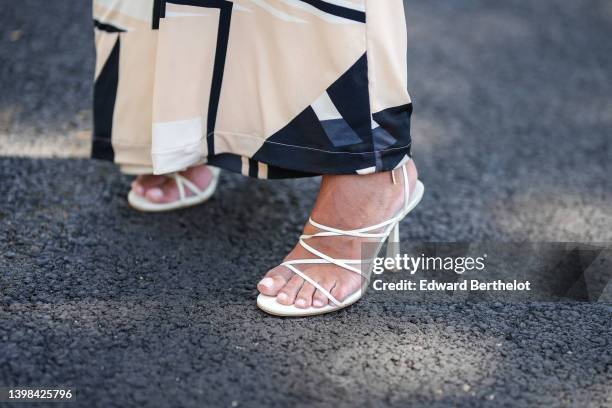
top-left (257, 160), bottom-right (425, 316)
top-left (386, 223), bottom-right (401, 266)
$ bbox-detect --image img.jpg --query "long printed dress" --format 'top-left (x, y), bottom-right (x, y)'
top-left (92, 0), bottom-right (413, 178)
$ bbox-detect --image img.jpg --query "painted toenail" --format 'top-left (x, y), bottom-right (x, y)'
top-left (295, 299), bottom-right (306, 307)
top-left (148, 188), bottom-right (163, 200)
top-left (277, 293), bottom-right (288, 302)
top-left (259, 277), bottom-right (274, 288)
top-left (313, 299), bottom-right (324, 307)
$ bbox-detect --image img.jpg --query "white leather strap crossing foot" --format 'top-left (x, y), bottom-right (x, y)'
top-left (283, 263), bottom-right (344, 307)
top-left (172, 173), bottom-right (206, 200)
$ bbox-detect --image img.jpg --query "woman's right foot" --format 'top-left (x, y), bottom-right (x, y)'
top-left (258, 161), bottom-right (418, 310)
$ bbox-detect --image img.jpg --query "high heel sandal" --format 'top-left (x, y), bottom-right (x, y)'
top-left (257, 161), bottom-right (424, 317)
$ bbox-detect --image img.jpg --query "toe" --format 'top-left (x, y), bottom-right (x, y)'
top-left (295, 282), bottom-right (316, 309)
top-left (131, 179), bottom-right (145, 196)
top-left (133, 175), bottom-right (165, 196)
top-left (145, 179), bottom-right (180, 203)
top-left (276, 275), bottom-right (304, 306)
top-left (158, 178), bottom-right (181, 201)
top-left (145, 187), bottom-right (165, 203)
top-left (330, 283), bottom-right (350, 304)
top-left (312, 279), bottom-right (336, 308)
top-left (257, 265), bottom-right (292, 296)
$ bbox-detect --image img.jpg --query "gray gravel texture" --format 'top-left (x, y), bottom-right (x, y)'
top-left (1, 0), bottom-right (612, 407)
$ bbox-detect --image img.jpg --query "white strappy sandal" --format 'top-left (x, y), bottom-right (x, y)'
top-left (127, 166), bottom-right (220, 212)
top-left (257, 161), bottom-right (424, 317)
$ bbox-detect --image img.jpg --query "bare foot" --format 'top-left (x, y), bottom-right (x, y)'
top-left (131, 165), bottom-right (216, 204)
top-left (258, 161), bottom-right (418, 308)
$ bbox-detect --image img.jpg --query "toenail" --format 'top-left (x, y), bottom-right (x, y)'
top-left (277, 293), bottom-right (288, 302)
top-left (148, 188), bottom-right (163, 200)
top-left (259, 277), bottom-right (274, 288)
top-left (313, 299), bottom-right (325, 307)
top-left (295, 299), bottom-right (306, 307)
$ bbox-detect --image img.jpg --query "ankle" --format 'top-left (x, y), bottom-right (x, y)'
top-left (312, 163), bottom-right (416, 229)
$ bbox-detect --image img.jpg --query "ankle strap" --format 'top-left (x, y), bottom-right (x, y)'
top-left (401, 162), bottom-right (410, 213)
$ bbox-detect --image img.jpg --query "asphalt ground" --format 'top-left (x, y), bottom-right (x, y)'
top-left (1, 0), bottom-right (611, 407)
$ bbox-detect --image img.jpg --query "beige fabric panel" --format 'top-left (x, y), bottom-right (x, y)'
top-left (112, 30), bottom-right (158, 167)
top-left (94, 0), bottom-right (156, 169)
top-left (152, 9), bottom-right (220, 123)
top-left (150, 7), bottom-right (221, 172)
top-left (365, 0), bottom-right (411, 114)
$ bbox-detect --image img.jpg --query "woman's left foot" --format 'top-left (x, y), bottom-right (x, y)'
top-left (127, 165), bottom-right (220, 212)
top-left (131, 165), bottom-right (215, 204)
top-left (257, 161), bottom-right (418, 309)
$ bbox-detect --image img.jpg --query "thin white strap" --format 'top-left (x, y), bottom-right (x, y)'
top-left (298, 239), bottom-right (366, 277)
top-left (402, 164), bottom-right (410, 213)
top-left (308, 215), bottom-right (400, 238)
top-left (209, 166), bottom-right (221, 177)
top-left (302, 230), bottom-right (388, 239)
top-left (284, 259), bottom-right (362, 265)
top-left (284, 264), bottom-right (343, 306)
top-left (174, 174), bottom-right (202, 196)
top-left (170, 174), bottom-right (186, 200)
